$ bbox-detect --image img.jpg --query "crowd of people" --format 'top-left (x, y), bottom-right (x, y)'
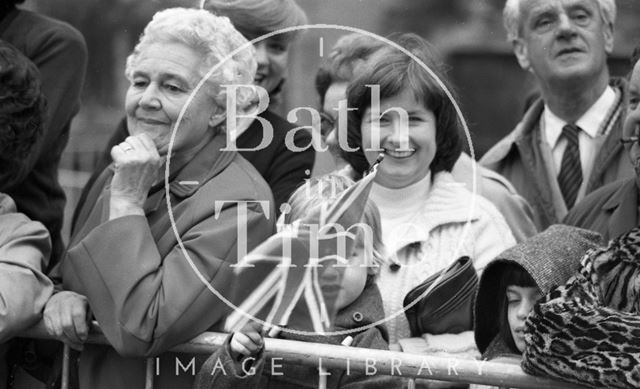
top-left (1, 0), bottom-right (639, 388)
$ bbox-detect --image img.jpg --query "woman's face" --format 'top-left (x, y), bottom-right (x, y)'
top-left (624, 59), bottom-right (640, 186)
top-left (254, 38), bottom-right (289, 95)
top-left (361, 89), bottom-right (437, 189)
top-left (507, 285), bottom-right (543, 353)
top-left (125, 42), bottom-right (220, 156)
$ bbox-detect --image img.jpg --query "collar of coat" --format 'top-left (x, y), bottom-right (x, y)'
top-left (140, 134), bottom-right (236, 213)
top-left (481, 77), bottom-right (628, 168)
top-left (384, 172), bottom-right (484, 252)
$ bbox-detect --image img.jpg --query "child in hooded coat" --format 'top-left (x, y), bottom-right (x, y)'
top-left (473, 225), bottom-right (602, 360)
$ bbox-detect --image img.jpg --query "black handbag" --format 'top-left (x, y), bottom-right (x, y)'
top-left (403, 256), bottom-right (479, 336)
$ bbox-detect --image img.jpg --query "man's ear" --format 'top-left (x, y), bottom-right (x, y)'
top-left (603, 22), bottom-right (614, 54)
top-left (512, 38), bottom-right (531, 71)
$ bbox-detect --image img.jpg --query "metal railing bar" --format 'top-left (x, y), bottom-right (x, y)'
top-left (19, 322), bottom-right (587, 389)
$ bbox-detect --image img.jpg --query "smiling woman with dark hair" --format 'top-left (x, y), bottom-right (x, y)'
top-left (343, 34), bottom-right (515, 354)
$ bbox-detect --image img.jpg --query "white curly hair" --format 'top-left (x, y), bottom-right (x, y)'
top-left (503, 0), bottom-right (617, 43)
top-left (125, 8), bottom-right (257, 120)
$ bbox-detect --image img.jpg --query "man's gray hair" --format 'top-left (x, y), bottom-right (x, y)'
top-left (503, 0), bottom-right (617, 42)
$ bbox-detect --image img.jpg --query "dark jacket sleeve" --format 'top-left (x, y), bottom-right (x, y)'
top-left (61, 202), bottom-right (272, 357)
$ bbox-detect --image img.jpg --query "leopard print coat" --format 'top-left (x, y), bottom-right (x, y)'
top-left (522, 226), bottom-right (640, 389)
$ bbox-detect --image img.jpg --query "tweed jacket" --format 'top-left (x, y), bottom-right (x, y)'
top-left (194, 281), bottom-right (404, 389)
top-left (481, 79), bottom-right (634, 231)
top-left (563, 178), bottom-right (639, 242)
top-left (60, 134), bottom-right (275, 389)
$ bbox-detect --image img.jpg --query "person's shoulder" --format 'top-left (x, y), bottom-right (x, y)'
top-left (481, 99), bottom-right (544, 167)
top-left (479, 166), bottom-right (520, 195)
top-left (436, 172), bottom-right (505, 218)
top-left (224, 153), bottom-right (274, 200)
top-left (565, 178), bottom-right (634, 223)
top-left (15, 10), bottom-right (85, 44)
top-left (480, 126), bottom-right (524, 167)
top-left (18, 10), bottom-right (84, 42)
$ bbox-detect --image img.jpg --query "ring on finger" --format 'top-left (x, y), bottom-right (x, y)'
top-left (121, 144), bottom-right (133, 152)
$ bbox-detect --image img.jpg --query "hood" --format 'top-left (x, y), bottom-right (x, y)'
top-left (474, 224), bottom-right (602, 354)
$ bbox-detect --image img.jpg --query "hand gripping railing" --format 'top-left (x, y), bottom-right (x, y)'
top-left (20, 321), bottom-right (587, 389)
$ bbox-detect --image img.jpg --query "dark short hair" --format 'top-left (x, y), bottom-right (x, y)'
top-left (496, 262), bottom-right (537, 354)
top-left (0, 40), bottom-right (45, 174)
top-left (315, 33), bottom-right (385, 106)
top-left (343, 33), bottom-right (464, 176)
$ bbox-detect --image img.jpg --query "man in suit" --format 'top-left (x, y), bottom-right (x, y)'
top-left (481, 0), bottom-right (633, 230)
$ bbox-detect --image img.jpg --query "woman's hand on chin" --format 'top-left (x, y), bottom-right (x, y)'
top-left (109, 133), bottom-right (164, 220)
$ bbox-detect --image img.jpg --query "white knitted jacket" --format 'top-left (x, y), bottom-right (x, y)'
top-left (373, 172), bottom-right (516, 346)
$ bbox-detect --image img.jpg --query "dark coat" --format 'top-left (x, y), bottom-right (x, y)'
top-left (563, 178), bottom-right (639, 242)
top-left (0, 5), bottom-right (88, 267)
top-left (194, 281), bottom-right (405, 389)
top-left (481, 79), bottom-right (634, 231)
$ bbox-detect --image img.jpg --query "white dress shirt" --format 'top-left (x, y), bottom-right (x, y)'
top-left (542, 86), bottom-right (618, 202)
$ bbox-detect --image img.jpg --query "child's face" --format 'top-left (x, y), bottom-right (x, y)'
top-left (506, 285), bottom-right (543, 353)
top-left (335, 246), bottom-right (368, 311)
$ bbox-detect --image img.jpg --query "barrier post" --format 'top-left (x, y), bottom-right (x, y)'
top-left (61, 344), bottom-right (70, 389)
top-left (145, 358), bottom-right (154, 389)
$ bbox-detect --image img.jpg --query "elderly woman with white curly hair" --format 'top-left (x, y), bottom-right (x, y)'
top-left (43, 8), bottom-right (275, 389)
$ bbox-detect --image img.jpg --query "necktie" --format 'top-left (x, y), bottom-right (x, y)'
top-left (557, 124), bottom-right (582, 209)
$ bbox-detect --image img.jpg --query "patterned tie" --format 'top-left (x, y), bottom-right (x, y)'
top-left (557, 124), bottom-right (582, 209)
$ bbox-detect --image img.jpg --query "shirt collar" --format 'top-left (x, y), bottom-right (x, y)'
top-left (543, 85), bottom-right (616, 147)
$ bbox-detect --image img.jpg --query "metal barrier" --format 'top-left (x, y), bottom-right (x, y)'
top-left (19, 321), bottom-right (588, 389)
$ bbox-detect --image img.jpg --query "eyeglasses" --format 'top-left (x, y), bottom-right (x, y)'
top-left (320, 111), bottom-right (338, 138)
